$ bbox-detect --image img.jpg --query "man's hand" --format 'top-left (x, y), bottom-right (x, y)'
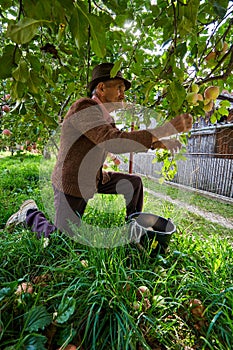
top-left (151, 139), bottom-right (183, 153)
top-left (168, 113), bottom-right (193, 134)
top-left (150, 113), bottom-right (193, 142)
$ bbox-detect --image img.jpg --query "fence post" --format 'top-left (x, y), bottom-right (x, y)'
top-left (129, 122), bottom-right (134, 174)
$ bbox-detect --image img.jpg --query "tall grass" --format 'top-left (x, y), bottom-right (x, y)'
top-left (0, 153), bottom-right (233, 349)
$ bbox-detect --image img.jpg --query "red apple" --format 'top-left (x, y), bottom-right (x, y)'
top-left (2, 129), bottom-right (12, 136)
top-left (15, 282), bottom-right (33, 295)
top-left (204, 86), bottom-right (220, 100)
top-left (57, 345), bottom-right (77, 350)
top-left (2, 105), bottom-right (10, 113)
top-left (3, 94), bottom-right (11, 101)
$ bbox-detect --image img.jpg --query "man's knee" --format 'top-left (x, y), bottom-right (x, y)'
top-left (130, 174), bottom-right (143, 189)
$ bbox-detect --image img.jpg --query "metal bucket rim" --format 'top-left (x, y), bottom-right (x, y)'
top-left (128, 212), bottom-right (176, 235)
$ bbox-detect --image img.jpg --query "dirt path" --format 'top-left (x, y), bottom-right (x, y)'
top-left (145, 188), bottom-right (233, 230)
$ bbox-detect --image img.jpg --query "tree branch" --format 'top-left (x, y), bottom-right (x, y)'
top-left (86, 0), bottom-right (92, 95)
top-left (18, 0), bottom-right (23, 21)
top-left (198, 14), bottom-right (232, 66)
top-left (222, 17), bottom-right (233, 41)
top-left (172, 0), bottom-right (178, 48)
top-left (218, 94), bottom-right (233, 103)
top-left (92, 0), bottom-right (112, 15)
top-left (58, 93), bottom-right (74, 123)
top-left (0, 10), bottom-right (6, 19)
top-left (199, 45), bottom-right (233, 84)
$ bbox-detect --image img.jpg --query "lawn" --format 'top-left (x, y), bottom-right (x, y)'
top-left (0, 153), bottom-right (233, 350)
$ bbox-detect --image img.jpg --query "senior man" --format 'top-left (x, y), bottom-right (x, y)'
top-left (6, 63), bottom-right (192, 237)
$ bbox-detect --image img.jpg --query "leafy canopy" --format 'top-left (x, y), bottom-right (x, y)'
top-left (0, 0), bottom-right (232, 146)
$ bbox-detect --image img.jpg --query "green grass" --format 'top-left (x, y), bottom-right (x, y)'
top-left (142, 176), bottom-right (233, 220)
top-left (0, 153), bottom-right (233, 350)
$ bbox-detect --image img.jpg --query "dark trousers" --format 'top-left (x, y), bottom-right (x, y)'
top-left (97, 172), bottom-right (143, 217)
top-left (26, 172), bottom-right (143, 237)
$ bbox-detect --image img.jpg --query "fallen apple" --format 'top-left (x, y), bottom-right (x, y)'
top-left (2, 129), bottom-right (12, 136)
top-left (137, 285), bottom-right (150, 299)
top-left (15, 282), bottom-right (33, 295)
top-left (189, 298), bottom-right (205, 318)
top-left (2, 105), bottom-right (10, 112)
top-left (132, 301), bottom-right (140, 310)
top-left (57, 345), bottom-right (77, 350)
top-left (3, 94), bottom-right (11, 100)
top-left (152, 295), bottom-right (165, 307)
top-left (143, 297), bottom-right (151, 310)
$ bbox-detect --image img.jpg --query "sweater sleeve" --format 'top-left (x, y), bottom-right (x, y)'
top-left (69, 101), bottom-right (153, 153)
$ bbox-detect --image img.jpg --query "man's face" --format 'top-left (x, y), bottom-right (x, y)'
top-left (97, 79), bottom-right (126, 106)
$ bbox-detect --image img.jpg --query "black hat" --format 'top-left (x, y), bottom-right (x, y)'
top-left (88, 63), bottom-right (131, 92)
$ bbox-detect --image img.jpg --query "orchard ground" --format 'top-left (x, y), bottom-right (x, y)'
top-left (0, 152), bottom-right (233, 350)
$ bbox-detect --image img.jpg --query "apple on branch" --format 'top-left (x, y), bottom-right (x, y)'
top-left (204, 86), bottom-right (220, 100)
top-left (186, 92), bottom-right (199, 105)
top-left (191, 83), bottom-right (199, 93)
top-left (203, 100), bottom-right (214, 112)
top-left (205, 51), bottom-right (216, 62)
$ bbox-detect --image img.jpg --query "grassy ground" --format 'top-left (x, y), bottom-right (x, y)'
top-left (0, 153), bottom-right (233, 350)
top-left (142, 176), bottom-right (233, 220)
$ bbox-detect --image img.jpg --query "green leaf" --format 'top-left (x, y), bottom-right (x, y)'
top-left (143, 81), bottom-right (157, 103)
top-left (143, 15), bottom-right (154, 26)
top-left (57, 0), bottom-right (75, 12)
top-left (28, 70), bottom-right (41, 95)
top-left (11, 80), bottom-right (27, 100)
top-left (12, 59), bottom-right (30, 83)
top-left (24, 305), bottom-right (52, 332)
top-left (89, 14), bottom-right (106, 58)
top-left (0, 287), bottom-right (12, 301)
top-left (56, 296), bottom-right (76, 324)
top-left (220, 100), bottom-right (231, 108)
top-left (0, 45), bottom-right (21, 79)
top-left (110, 59), bottom-right (123, 78)
top-left (167, 80), bottom-right (186, 113)
top-left (7, 18), bottom-right (50, 44)
top-left (27, 54), bottom-right (41, 71)
top-left (41, 63), bottom-right (55, 86)
top-left (175, 42), bottom-right (187, 59)
top-left (218, 106), bottom-right (228, 116)
top-left (70, 8), bottom-right (88, 49)
top-left (55, 326), bottom-right (77, 347)
top-left (177, 0), bottom-right (200, 36)
top-left (212, 1), bottom-right (228, 18)
top-left (22, 333), bottom-right (47, 350)
top-left (76, 3), bottom-right (106, 57)
top-left (1, 0), bottom-right (12, 10)
top-left (210, 114), bottom-right (217, 124)
top-left (23, 0), bottom-right (66, 23)
top-left (214, 257), bottom-right (222, 272)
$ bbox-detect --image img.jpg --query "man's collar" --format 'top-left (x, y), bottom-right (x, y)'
top-left (92, 95), bottom-right (114, 123)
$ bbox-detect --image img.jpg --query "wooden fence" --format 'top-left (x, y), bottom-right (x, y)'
top-left (121, 123), bottom-right (233, 199)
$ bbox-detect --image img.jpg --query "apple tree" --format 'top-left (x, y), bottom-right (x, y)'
top-left (0, 0), bottom-right (232, 150)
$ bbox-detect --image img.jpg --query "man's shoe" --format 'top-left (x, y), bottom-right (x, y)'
top-left (5, 199), bottom-right (38, 230)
